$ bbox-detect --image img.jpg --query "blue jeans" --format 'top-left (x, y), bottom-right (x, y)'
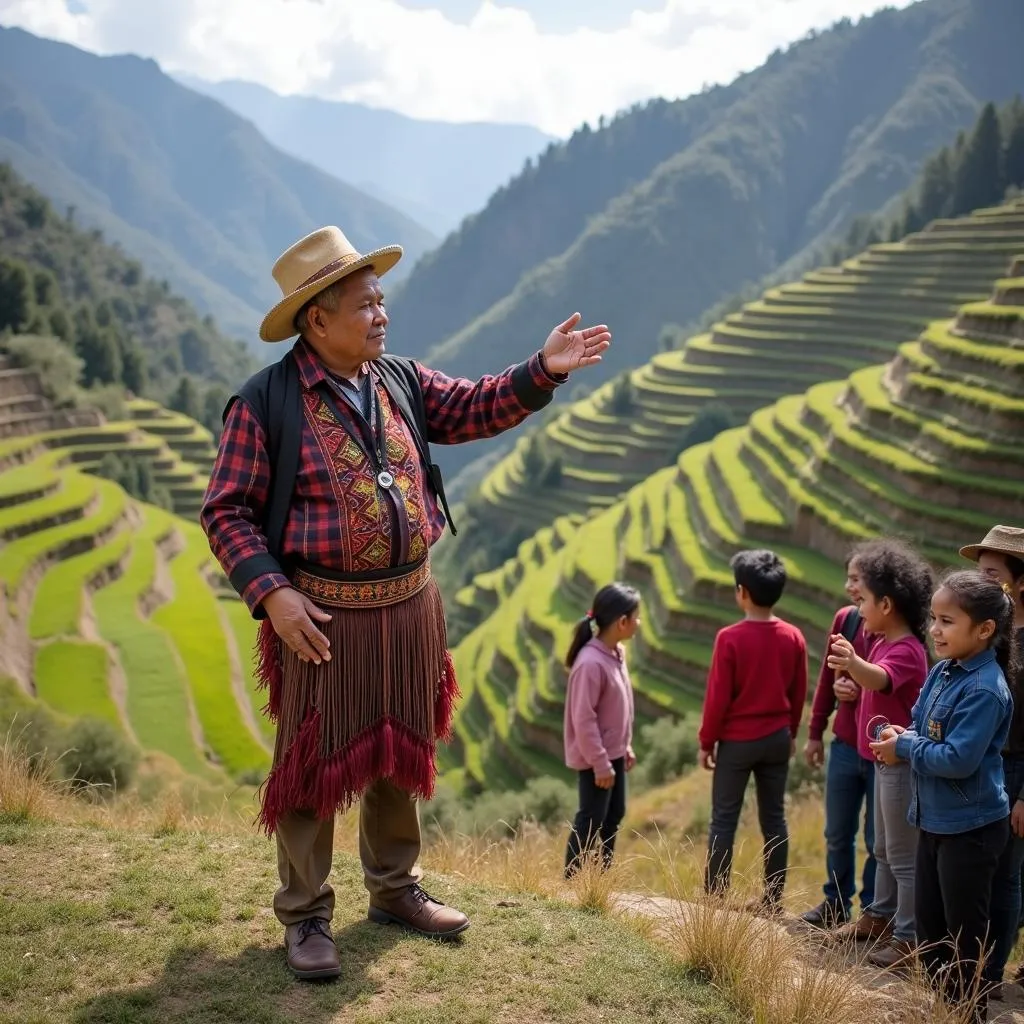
top-left (823, 737), bottom-right (876, 914)
top-left (986, 755), bottom-right (1024, 984)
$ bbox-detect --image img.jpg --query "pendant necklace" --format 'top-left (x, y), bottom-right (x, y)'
top-left (366, 377), bottom-right (395, 490)
top-left (321, 373), bottom-right (395, 491)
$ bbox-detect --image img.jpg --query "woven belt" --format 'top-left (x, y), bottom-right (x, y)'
top-left (290, 558), bottom-right (430, 609)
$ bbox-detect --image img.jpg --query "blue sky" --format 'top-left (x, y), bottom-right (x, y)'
top-left (1, 1), bottom-right (918, 135)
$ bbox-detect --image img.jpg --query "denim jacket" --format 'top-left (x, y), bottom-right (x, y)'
top-left (894, 649), bottom-right (1011, 834)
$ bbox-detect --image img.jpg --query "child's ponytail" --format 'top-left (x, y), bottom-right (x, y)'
top-left (565, 615), bottom-right (595, 670)
top-left (564, 582), bottom-right (641, 669)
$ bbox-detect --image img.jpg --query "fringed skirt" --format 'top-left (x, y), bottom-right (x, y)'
top-left (254, 557), bottom-right (459, 835)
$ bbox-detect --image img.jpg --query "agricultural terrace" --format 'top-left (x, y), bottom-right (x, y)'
top-left (0, 359), bottom-right (269, 784)
top-left (449, 198), bottom-right (1024, 634)
top-left (445, 254), bottom-right (1024, 790)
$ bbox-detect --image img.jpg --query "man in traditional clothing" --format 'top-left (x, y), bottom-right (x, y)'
top-left (200, 226), bottom-right (611, 981)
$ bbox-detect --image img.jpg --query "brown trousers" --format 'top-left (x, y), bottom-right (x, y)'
top-left (273, 778), bottom-right (423, 926)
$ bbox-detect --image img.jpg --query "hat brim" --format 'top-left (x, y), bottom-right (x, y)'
top-left (258, 245), bottom-right (403, 343)
top-left (959, 541), bottom-right (1024, 562)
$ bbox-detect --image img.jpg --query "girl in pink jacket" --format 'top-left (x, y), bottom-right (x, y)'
top-left (563, 582), bottom-right (641, 877)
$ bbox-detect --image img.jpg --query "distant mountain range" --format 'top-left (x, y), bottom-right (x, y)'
top-left (384, 0), bottom-right (1024, 483)
top-left (175, 75), bottom-right (554, 236)
top-left (0, 27), bottom-right (437, 345)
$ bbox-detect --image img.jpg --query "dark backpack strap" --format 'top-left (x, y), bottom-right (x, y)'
top-left (377, 355), bottom-right (458, 536)
top-left (226, 349), bottom-right (302, 565)
top-left (839, 606), bottom-right (862, 644)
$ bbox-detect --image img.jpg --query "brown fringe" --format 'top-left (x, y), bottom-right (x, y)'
top-left (255, 578), bottom-right (458, 834)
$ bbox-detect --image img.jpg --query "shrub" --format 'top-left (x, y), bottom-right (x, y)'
top-left (633, 715), bottom-right (699, 788)
top-left (0, 677), bottom-right (65, 778)
top-left (60, 718), bottom-right (139, 794)
top-left (3, 334), bottom-right (83, 407)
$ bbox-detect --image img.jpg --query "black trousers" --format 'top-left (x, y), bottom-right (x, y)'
top-left (705, 726), bottom-right (791, 905)
top-left (916, 817), bottom-right (1008, 1023)
top-left (564, 756), bottom-right (627, 877)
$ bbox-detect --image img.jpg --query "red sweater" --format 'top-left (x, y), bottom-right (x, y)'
top-left (698, 618), bottom-right (809, 750)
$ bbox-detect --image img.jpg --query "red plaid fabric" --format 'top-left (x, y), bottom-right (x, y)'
top-left (201, 339), bottom-right (563, 612)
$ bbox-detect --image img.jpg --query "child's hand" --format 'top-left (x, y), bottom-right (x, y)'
top-left (869, 733), bottom-right (901, 765)
top-left (698, 747), bottom-right (716, 771)
top-left (789, 738), bottom-right (796, 760)
top-left (1012, 799), bottom-right (1024, 839)
top-left (804, 739), bottom-right (825, 769)
top-left (826, 634), bottom-right (857, 673)
top-left (594, 766), bottom-right (615, 789)
top-left (625, 746), bottom-right (637, 772)
top-left (833, 676), bottom-right (859, 703)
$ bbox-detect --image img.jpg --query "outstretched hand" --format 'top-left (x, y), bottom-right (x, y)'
top-left (542, 313), bottom-right (611, 375)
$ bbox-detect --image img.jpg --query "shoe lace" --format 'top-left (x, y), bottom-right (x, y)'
top-left (297, 917), bottom-right (330, 942)
top-left (409, 884), bottom-right (443, 907)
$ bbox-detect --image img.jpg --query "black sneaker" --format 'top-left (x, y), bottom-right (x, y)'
top-left (800, 900), bottom-right (849, 930)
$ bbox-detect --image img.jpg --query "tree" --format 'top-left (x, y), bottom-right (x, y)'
top-left (677, 403), bottom-right (734, 456)
top-left (915, 147), bottom-right (954, 224)
top-left (76, 323), bottom-right (123, 386)
top-left (1003, 98), bottom-right (1024, 191)
top-left (950, 102), bottom-right (1003, 216)
top-left (121, 343), bottom-right (147, 395)
top-left (608, 373), bottom-right (634, 414)
top-left (0, 257), bottom-right (35, 332)
top-left (169, 376), bottom-right (200, 420)
top-left (202, 384), bottom-right (229, 436)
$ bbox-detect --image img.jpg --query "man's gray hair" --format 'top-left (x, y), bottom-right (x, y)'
top-left (294, 279), bottom-right (349, 335)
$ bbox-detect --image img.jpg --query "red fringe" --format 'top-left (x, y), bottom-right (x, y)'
top-left (257, 714), bottom-right (440, 835)
top-left (435, 650), bottom-right (460, 742)
top-left (255, 617), bottom-right (283, 721)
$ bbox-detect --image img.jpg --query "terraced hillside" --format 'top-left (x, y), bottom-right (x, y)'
top-left (0, 360), bottom-right (269, 784)
top-left (445, 254), bottom-right (1024, 791)
top-left (441, 198), bottom-right (1024, 620)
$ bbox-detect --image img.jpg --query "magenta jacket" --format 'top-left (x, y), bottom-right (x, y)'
top-left (563, 639), bottom-right (635, 776)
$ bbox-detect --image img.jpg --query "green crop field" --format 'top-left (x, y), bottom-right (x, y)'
top-left (439, 198), bottom-right (1024, 615)
top-left (0, 360), bottom-right (270, 789)
top-left (444, 228), bottom-right (1024, 791)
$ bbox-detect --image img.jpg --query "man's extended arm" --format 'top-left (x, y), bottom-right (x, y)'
top-left (416, 354), bottom-right (567, 445)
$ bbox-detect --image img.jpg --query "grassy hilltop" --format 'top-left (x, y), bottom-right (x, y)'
top-left (444, 205), bottom-right (1024, 791)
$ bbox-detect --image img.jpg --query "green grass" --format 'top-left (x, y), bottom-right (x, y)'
top-left (32, 639), bottom-right (120, 728)
top-left (151, 524), bottom-right (270, 780)
top-left (0, 819), bottom-right (738, 1024)
top-left (0, 474), bottom-right (128, 597)
top-left (28, 532), bottom-right (133, 641)
top-left (221, 597), bottom-right (277, 743)
top-left (91, 507), bottom-right (218, 779)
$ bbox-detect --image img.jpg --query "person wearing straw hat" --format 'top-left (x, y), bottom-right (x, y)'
top-left (201, 226), bottom-right (611, 981)
top-left (961, 526), bottom-right (1024, 1000)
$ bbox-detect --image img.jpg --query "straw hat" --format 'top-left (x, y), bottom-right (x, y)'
top-left (259, 226), bottom-right (403, 342)
top-left (959, 525), bottom-right (1024, 562)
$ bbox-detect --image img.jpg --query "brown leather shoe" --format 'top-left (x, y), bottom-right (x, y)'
top-left (866, 938), bottom-right (916, 971)
top-left (284, 917), bottom-right (341, 980)
top-left (829, 911), bottom-right (893, 944)
top-left (368, 883), bottom-right (470, 939)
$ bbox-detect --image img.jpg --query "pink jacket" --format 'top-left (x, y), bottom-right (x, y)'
top-left (563, 639), bottom-right (635, 775)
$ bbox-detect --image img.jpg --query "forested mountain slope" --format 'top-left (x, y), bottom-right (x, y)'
top-left (0, 27), bottom-right (437, 342)
top-left (388, 0), bottom-right (1024, 481)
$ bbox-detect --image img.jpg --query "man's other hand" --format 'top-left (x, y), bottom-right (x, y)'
top-left (263, 587), bottom-right (333, 665)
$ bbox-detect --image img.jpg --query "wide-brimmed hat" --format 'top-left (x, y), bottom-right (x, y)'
top-left (959, 525), bottom-right (1024, 562)
top-left (259, 226), bottom-right (402, 342)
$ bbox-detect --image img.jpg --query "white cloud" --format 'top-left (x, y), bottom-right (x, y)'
top-left (0, 0), bottom-right (916, 135)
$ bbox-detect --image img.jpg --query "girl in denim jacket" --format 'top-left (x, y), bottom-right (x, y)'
top-left (872, 571), bottom-right (1019, 1023)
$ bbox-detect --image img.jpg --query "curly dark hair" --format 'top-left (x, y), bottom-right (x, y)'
top-left (855, 539), bottom-right (935, 644)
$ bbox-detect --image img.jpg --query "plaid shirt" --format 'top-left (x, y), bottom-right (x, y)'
top-left (201, 338), bottom-right (564, 612)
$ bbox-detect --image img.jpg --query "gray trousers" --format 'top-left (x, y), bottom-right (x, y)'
top-left (865, 762), bottom-right (918, 942)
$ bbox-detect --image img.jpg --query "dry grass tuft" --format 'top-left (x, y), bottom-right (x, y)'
top-left (0, 728), bottom-right (66, 823)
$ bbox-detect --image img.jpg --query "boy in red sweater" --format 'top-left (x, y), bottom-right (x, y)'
top-left (700, 549), bottom-right (808, 914)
